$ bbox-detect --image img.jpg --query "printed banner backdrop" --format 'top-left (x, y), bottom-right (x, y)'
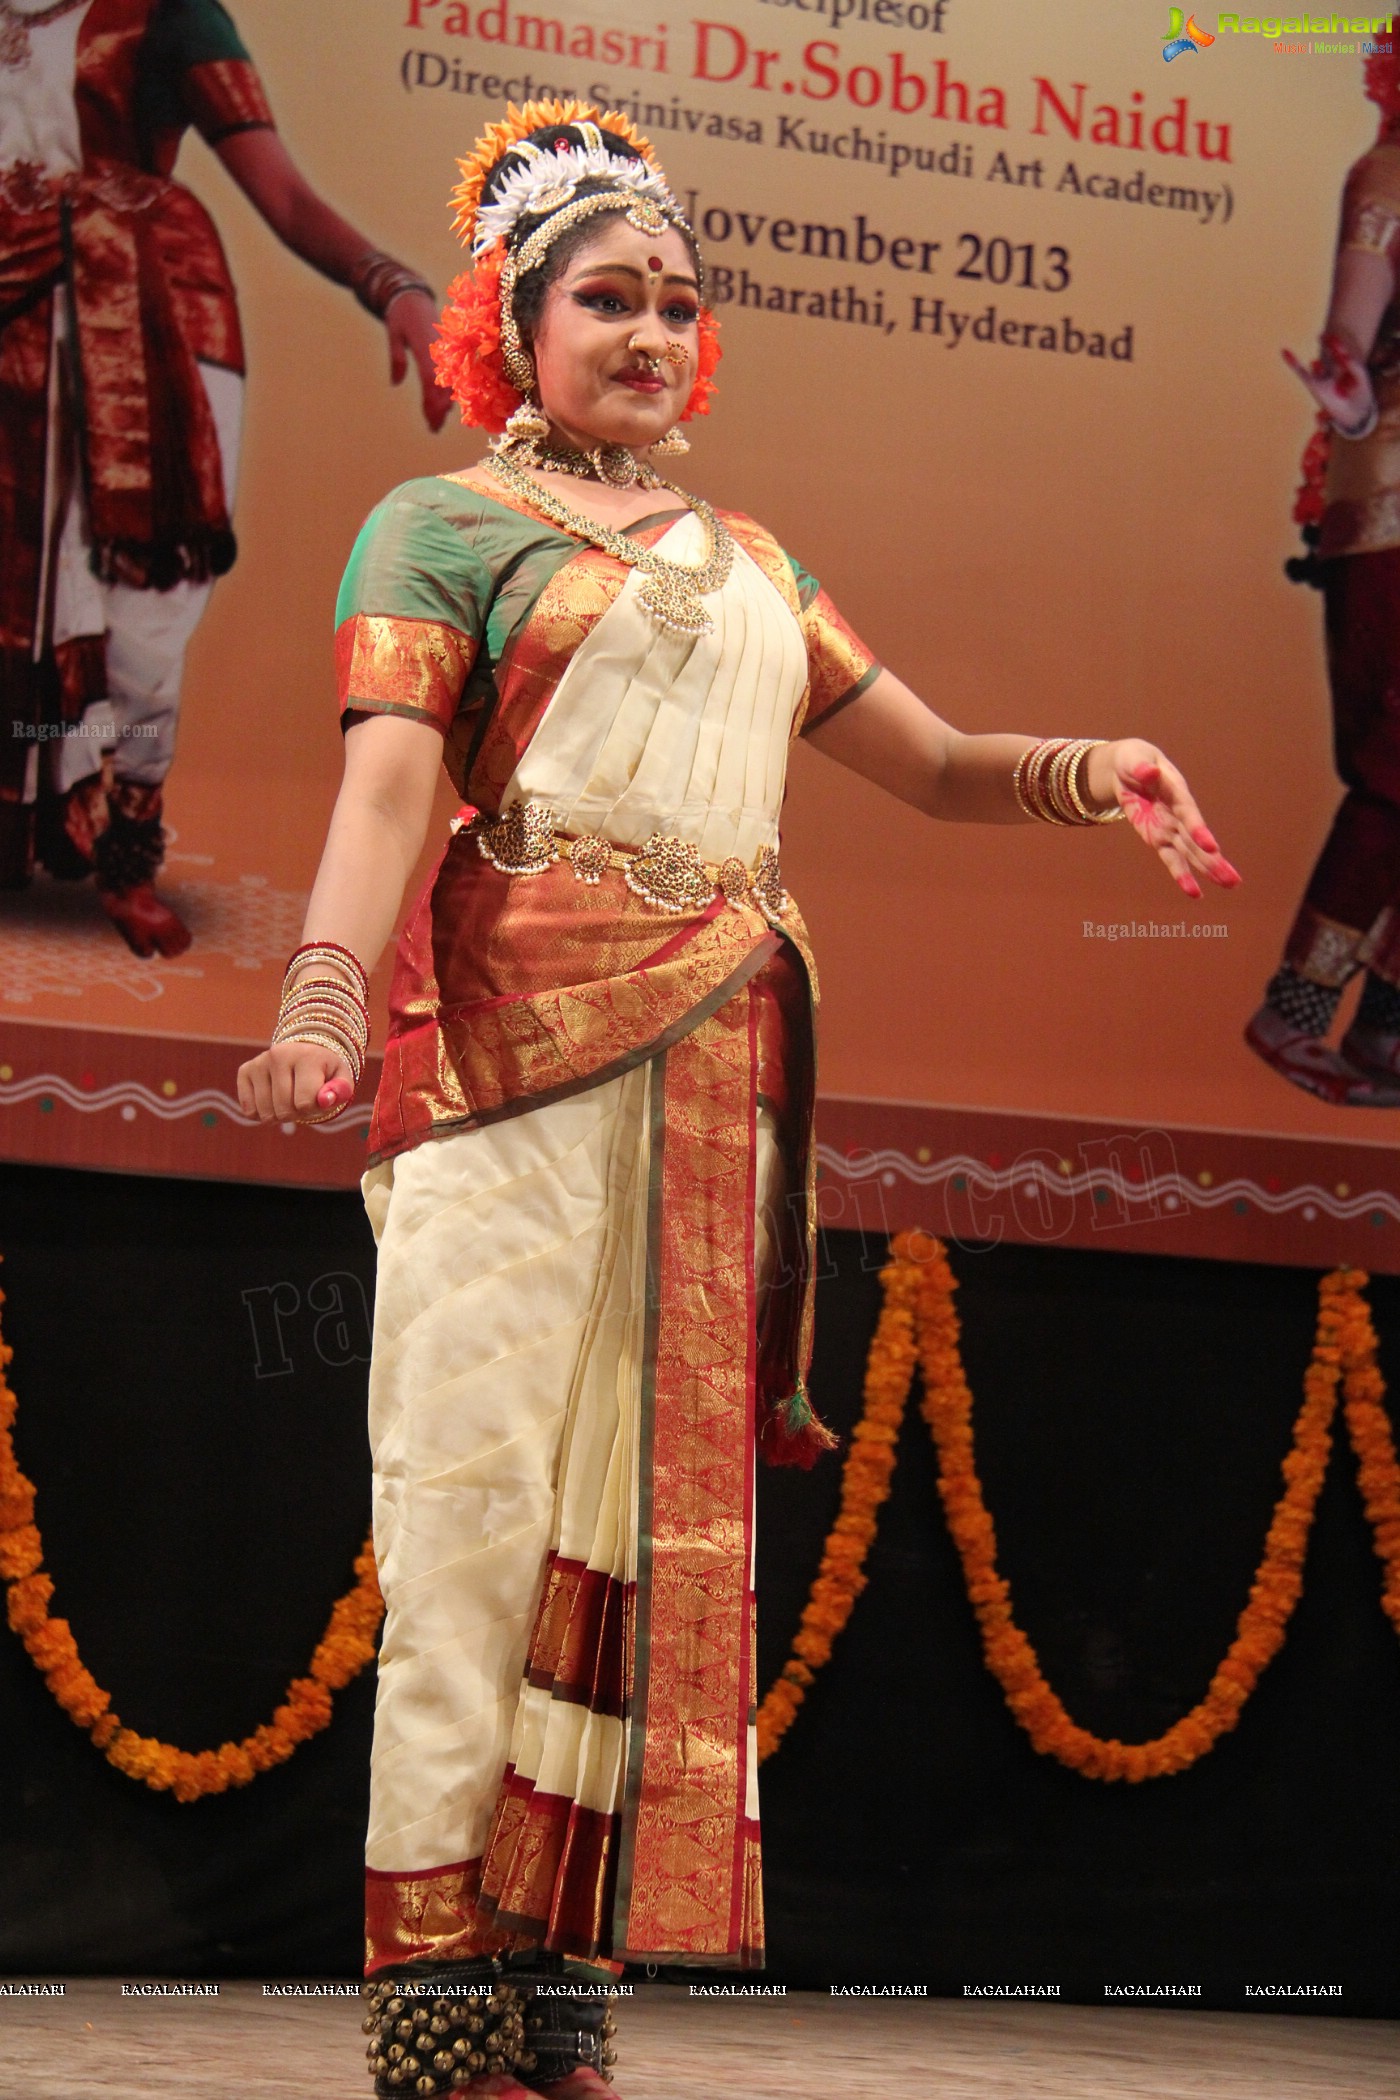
top-left (1, 0), bottom-right (1395, 1265)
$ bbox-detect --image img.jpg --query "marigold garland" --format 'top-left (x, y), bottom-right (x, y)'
top-left (759, 1236), bottom-right (1400, 1780)
top-left (8, 1246), bottom-right (1400, 1795)
top-left (1337, 1276), bottom-right (1400, 1640)
top-left (755, 1247), bottom-right (922, 1760)
top-left (914, 1236), bottom-right (1348, 1781)
top-left (0, 1283), bottom-right (384, 1803)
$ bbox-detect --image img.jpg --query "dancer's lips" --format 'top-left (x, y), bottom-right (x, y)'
top-left (614, 370), bottom-right (665, 393)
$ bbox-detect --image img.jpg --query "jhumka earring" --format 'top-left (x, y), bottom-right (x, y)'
top-left (497, 393), bottom-right (550, 466)
top-left (503, 396), bottom-right (549, 442)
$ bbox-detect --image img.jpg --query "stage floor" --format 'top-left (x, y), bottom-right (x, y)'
top-left (3, 1980), bottom-right (1396, 2099)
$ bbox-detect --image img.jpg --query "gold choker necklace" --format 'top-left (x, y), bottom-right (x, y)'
top-left (492, 433), bottom-right (661, 489)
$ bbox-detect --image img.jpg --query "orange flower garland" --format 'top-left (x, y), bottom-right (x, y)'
top-left (913, 1234), bottom-right (1346, 1780)
top-left (755, 1246), bottom-right (921, 1761)
top-left (0, 1282), bottom-right (384, 1803)
top-left (1337, 1271), bottom-right (1400, 1639)
top-left (8, 1243), bottom-right (1400, 1795)
top-left (759, 1236), bottom-right (1400, 1779)
top-left (433, 245), bottom-right (521, 435)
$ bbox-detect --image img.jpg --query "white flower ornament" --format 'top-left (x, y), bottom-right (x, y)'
top-left (472, 140), bottom-right (680, 257)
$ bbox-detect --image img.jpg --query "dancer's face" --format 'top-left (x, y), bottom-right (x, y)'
top-left (530, 218), bottom-right (699, 452)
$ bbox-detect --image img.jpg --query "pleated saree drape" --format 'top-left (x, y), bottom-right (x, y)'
top-left (360, 510), bottom-right (833, 1977)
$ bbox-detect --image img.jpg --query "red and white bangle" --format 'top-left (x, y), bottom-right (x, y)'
top-left (283, 941), bottom-right (370, 1004)
top-left (273, 942), bottom-right (372, 1090)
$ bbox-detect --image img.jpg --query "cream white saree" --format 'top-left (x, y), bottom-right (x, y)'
top-left (337, 484), bottom-right (879, 1976)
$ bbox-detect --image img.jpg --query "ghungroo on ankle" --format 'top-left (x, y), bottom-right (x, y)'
top-left (361, 1961), bottom-right (533, 2093)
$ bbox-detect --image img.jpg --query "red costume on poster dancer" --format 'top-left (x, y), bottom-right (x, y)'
top-left (0, 0), bottom-right (449, 959)
top-left (1251, 46), bottom-right (1400, 1102)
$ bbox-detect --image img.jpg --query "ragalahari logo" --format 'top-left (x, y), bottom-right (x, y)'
top-left (1163, 8), bottom-right (1217, 57)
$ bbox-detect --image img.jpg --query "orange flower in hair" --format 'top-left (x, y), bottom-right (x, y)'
top-left (432, 245), bottom-right (523, 433)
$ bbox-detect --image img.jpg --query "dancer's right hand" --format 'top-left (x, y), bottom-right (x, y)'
top-left (236, 1042), bottom-right (355, 1123)
top-left (1283, 332), bottom-right (1377, 435)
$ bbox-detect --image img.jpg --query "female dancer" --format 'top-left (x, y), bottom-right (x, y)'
top-left (237, 102), bottom-right (1237, 2100)
top-left (0, 0), bottom-right (448, 957)
top-left (1250, 46), bottom-right (1400, 1103)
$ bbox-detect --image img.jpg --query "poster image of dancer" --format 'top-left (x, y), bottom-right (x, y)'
top-left (2, 2), bottom-right (1394, 1250)
top-left (1250, 42), bottom-right (1400, 1106)
top-left (0, 0), bottom-right (449, 960)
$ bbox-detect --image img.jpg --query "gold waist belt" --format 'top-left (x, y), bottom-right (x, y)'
top-left (459, 799), bottom-right (790, 922)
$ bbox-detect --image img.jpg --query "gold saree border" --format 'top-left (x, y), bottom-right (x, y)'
top-left (479, 1774), bottom-right (619, 1960)
top-left (336, 613), bottom-right (474, 734)
top-left (526, 1553), bottom-right (628, 1716)
top-left (364, 1856), bottom-right (518, 1974)
top-left (184, 58), bottom-right (275, 144)
top-left (468, 544), bottom-right (630, 809)
top-left (613, 990), bottom-right (764, 1964)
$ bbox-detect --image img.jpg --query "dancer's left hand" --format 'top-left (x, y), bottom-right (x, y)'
top-left (1086, 740), bottom-right (1241, 899)
top-left (388, 290), bottom-right (454, 432)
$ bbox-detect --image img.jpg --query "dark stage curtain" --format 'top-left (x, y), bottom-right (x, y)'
top-left (0, 1162), bottom-right (1397, 2009)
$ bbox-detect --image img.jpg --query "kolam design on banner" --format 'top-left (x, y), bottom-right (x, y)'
top-left (0, 1), bottom-right (1394, 1267)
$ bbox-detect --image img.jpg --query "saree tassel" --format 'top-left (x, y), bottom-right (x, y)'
top-left (757, 1380), bottom-right (839, 1470)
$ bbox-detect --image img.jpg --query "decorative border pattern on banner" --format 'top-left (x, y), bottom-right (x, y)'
top-left (0, 1069), bottom-right (371, 1139)
top-left (0, 1020), bottom-right (375, 1188)
top-left (814, 1142), bottom-right (1400, 1229)
top-left (811, 1097), bottom-right (1400, 1274)
top-left (2, 1021), bottom-right (1398, 1268)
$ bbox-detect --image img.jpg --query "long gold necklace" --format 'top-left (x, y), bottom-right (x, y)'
top-left (488, 447), bottom-right (735, 638)
top-left (0, 0), bottom-right (90, 71)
